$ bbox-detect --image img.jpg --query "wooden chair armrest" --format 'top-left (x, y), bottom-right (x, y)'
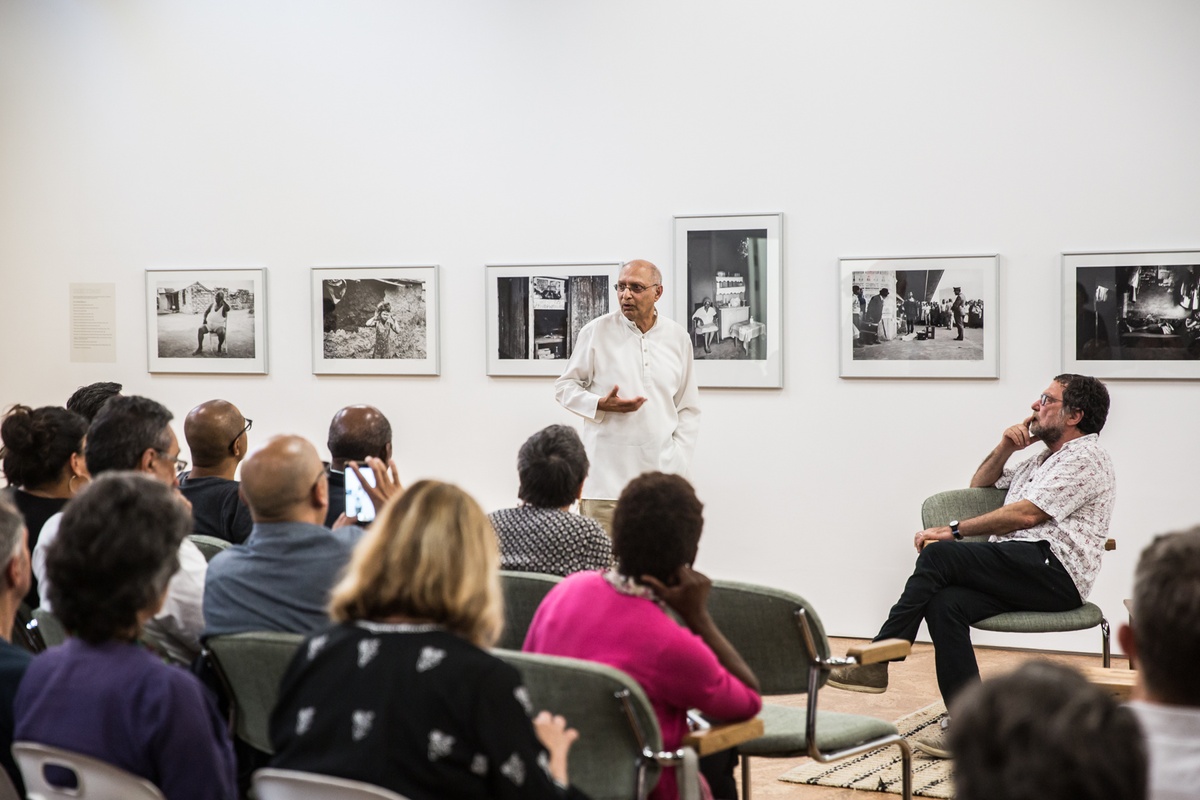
top-left (845, 639), bottom-right (910, 665)
top-left (1104, 538), bottom-right (1116, 551)
top-left (682, 717), bottom-right (764, 756)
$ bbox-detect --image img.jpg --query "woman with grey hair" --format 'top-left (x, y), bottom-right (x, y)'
top-left (14, 473), bottom-right (236, 800)
top-left (488, 425), bottom-right (612, 577)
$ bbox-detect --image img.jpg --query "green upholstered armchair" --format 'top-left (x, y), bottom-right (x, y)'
top-left (705, 580), bottom-right (913, 800)
top-left (921, 488), bottom-right (1113, 666)
top-left (205, 631), bottom-right (304, 754)
top-left (496, 570), bottom-right (562, 651)
top-left (495, 649), bottom-right (701, 800)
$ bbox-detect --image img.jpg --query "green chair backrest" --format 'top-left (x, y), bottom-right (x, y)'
top-left (494, 650), bottom-right (662, 800)
top-left (496, 571), bottom-right (562, 650)
top-left (31, 608), bottom-right (67, 648)
top-left (206, 632), bottom-right (304, 753)
top-left (188, 534), bottom-right (232, 562)
top-left (921, 488), bottom-right (1007, 540)
top-left (705, 580), bottom-right (831, 697)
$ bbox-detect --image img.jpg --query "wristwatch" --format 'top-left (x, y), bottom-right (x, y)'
top-left (950, 520), bottom-right (963, 540)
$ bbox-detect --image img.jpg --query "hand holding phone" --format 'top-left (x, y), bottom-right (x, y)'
top-left (344, 464), bottom-right (377, 523)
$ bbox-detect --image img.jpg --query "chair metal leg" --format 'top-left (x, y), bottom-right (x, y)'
top-left (740, 755), bottom-right (751, 800)
top-left (1101, 617), bottom-right (1111, 668)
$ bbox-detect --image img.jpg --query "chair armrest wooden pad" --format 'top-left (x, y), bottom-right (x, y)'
top-left (682, 718), bottom-right (764, 756)
top-left (846, 639), bottom-right (910, 665)
top-left (1104, 538), bottom-right (1116, 551)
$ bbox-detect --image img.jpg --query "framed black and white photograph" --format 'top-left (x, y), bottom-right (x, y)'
top-left (311, 266), bottom-right (439, 375)
top-left (1063, 249), bottom-right (1200, 379)
top-left (145, 268), bottom-right (267, 374)
top-left (486, 263), bottom-right (620, 376)
top-left (840, 254), bottom-right (998, 379)
top-left (674, 213), bottom-right (783, 388)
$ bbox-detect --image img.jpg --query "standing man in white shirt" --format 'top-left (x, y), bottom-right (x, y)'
top-left (555, 259), bottom-right (700, 533)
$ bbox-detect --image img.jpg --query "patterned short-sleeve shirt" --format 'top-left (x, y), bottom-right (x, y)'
top-left (991, 433), bottom-right (1115, 599)
top-left (489, 506), bottom-right (612, 577)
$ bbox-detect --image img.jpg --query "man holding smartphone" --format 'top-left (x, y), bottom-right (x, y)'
top-left (829, 374), bottom-right (1115, 759)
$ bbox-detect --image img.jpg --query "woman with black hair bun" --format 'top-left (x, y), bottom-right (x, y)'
top-left (0, 405), bottom-right (88, 606)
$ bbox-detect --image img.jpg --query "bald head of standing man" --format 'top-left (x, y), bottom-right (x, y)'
top-left (203, 434), bottom-right (365, 637)
top-left (179, 399), bottom-right (254, 544)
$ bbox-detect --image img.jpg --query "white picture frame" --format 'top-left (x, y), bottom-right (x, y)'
top-left (486, 262), bottom-right (620, 376)
top-left (674, 213), bottom-right (783, 388)
top-left (840, 254), bottom-right (999, 379)
top-left (145, 268), bottom-right (268, 374)
top-left (1063, 249), bottom-right (1200, 379)
top-left (311, 266), bottom-right (440, 375)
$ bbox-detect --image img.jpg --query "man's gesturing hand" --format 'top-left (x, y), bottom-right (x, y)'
top-left (598, 385), bottom-right (647, 413)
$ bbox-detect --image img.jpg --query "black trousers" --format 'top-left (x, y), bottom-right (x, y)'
top-left (874, 540), bottom-right (1081, 708)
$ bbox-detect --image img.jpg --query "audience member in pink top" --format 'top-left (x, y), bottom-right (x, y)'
top-left (524, 472), bottom-right (761, 800)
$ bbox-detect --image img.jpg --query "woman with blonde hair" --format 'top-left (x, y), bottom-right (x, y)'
top-left (269, 480), bottom-right (588, 800)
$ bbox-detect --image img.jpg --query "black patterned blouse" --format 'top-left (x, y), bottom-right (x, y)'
top-left (270, 622), bottom-right (587, 800)
top-left (488, 506), bottom-right (613, 577)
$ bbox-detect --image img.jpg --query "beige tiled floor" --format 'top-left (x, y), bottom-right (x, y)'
top-left (743, 637), bottom-right (1127, 800)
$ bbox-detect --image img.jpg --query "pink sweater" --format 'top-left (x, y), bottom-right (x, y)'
top-left (524, 572), bottom-right (762, 800)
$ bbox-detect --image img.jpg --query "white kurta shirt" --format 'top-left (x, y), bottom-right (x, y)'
top-left (555, 310), bottom-right (701, 500)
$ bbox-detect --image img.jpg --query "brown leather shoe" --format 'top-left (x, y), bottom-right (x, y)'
top-left (827, 662), bottom-right (888, 694)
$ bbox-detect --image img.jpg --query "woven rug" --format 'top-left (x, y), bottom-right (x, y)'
top-left (778, 702), bottom-right (954, 798)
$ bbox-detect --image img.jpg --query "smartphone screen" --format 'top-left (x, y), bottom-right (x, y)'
top-left (345, 466), bottom-right (376, 523)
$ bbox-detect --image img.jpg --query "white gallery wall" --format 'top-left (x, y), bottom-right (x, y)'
top-left (3, 0), bottom-right (1199, 653)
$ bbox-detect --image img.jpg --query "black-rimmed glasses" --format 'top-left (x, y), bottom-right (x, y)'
top-left (228, 418), bottom-right (253, 454)
top-left (155, 449), bottom-right (189, 474)
top-left (1038, 394), bottom-right (1062, 407)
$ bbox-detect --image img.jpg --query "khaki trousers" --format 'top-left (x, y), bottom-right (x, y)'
top-left (578, 499), bottom-right (617, 536)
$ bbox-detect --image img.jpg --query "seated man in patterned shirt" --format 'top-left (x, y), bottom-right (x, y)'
top-left (829, 374), bottom-right (1115, 759)
top-left (489, 425), bottom-right (612, 577)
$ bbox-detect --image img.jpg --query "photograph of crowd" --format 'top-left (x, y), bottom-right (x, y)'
top-left (841, 255), bottom-right (997, 379)
top-left (851, 268), bottom-right (985, 361)
top-left (1073, 264), bottom-right (1200, 362)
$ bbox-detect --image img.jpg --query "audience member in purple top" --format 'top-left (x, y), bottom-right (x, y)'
top-left (14, 473), bottom-right (237, 800)
top-left (524, 472), bottom-right (762, 800)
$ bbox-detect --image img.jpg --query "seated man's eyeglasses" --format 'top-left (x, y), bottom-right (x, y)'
top-left (155, 449), bottom-right (189, 474)
top-left (229, 418), bottom-right (253, 454)
top-left (615, 282), bottom-right (660, 295)
top-left (1038, 394), bottom-right (1062, 407)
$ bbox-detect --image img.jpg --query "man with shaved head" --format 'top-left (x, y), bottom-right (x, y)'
top-left (179, 399), bottom-right (253, 543)
top-left (323, 404), bottom-right (393, 527)
top-left (203, 435), bottom-right (364, 636)
top-left (555, 259), bottom-right (701, 532)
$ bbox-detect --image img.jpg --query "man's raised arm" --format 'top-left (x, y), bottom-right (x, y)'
top-left (970, 414), bottom-right (1038, 488)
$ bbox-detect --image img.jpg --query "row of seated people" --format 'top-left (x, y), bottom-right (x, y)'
top-left (0, 384), bottom-right (1197, 799)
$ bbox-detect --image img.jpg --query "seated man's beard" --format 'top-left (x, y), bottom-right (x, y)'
top-left (1033, 419), bottom-right (1063, 445)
